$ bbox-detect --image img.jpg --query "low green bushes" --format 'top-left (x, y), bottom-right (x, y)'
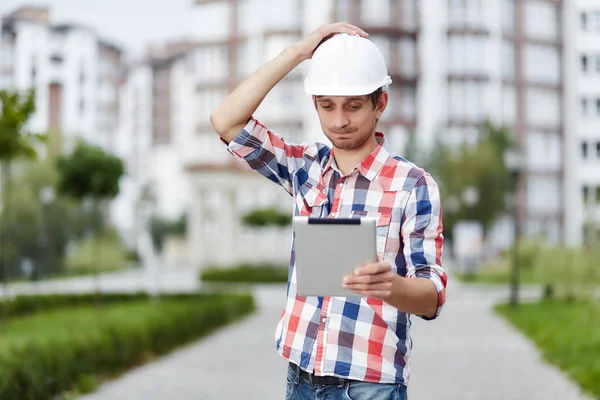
top-left (0, 293), bottom-right (254, 399)
top-left (2, 292), bottom-right (175, 318)
top-left (200, 263), bottom-right (288, 283)
top-left (460, 239), bottom-right (600, 301)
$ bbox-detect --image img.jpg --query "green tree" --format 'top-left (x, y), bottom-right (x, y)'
top-left (56, 141), bottom-right (125, 295)
top-left (427, 121), bottom-right (512, 242)
top-left (0, 89), bottom-right (44, 326)
top-left (2, 156), bottom-right (105, 280)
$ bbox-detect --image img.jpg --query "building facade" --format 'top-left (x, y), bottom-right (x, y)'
top-left (114, 0), bottom-right (598, 269)
top-left (564, 0), bottom-right (600, 245)
top-left (0, 6), bottom-right (124, 153)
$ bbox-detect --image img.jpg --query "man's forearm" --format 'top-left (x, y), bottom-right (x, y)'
top-left (210, 46), bottom-right (304, 143)
top-left (384, 276), bottom-right (438, 318)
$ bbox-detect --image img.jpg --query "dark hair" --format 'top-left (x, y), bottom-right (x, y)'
top-left (368, 88), bottom-right (383, 109)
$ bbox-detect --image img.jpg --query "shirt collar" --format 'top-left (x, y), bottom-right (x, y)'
top-left (321, 132), bottom-right (391, 181)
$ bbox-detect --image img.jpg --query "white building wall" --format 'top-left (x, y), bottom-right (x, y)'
top-left (11, 20), bottom-right (50, 134)
top-left (52, 27), bottom-right (100, 151)
top-left (565, 0), bottom-right (600, 244)
top-left (112, 64), bottom-right (154, 246)
top-left (418, 1), bottom-right (448, 151)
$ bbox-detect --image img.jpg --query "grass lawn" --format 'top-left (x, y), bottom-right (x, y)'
top-left (496, 299), bottom-right (600, 399)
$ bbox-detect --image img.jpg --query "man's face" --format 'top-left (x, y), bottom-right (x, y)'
top-left (314, 92), bottom-right (388, 151)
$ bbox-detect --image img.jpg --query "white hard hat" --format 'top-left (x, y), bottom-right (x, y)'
top-left (304, 33), bottom-right (392, 96)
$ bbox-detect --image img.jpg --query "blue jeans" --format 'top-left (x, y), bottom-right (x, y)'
top-left (286, 364), bottom-right (407, 400)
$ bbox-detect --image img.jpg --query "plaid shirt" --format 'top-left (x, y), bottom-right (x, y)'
top-left (224, 118), bottom-right (447, 385)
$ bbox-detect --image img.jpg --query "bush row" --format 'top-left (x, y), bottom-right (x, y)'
top-left (1, 291), bottom-right (202, 319)
top-left (200, 263), bottom-right (288, 283)
top-left (0, 293), bottom-right (254, 400)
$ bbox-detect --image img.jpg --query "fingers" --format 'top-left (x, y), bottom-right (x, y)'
top-left (343, 271), bottom-right (394, 286)
top-left (343, 280), bottom-right (393, 292)
top-left (339, 23), bottom-right (368, 37)
top-left (354, 261), bottom-right (391, 276)
top-left (348, 289), bottom-right (392, 299)
top-left (318, 22), bottom-right (368, 39)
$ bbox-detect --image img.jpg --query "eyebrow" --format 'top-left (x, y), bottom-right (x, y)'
top-left (315, 96), bottom-right (367, 102)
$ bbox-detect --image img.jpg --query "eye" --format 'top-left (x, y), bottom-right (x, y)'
top-left (348, 103), bottom-right (363, 110)
top-left (320, 104), bottom-right (333, 110)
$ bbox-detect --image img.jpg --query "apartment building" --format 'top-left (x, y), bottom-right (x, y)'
top-left (563, 0), bottom-right (600, 245)
top-left (0, 6), bottom-right (124, 153)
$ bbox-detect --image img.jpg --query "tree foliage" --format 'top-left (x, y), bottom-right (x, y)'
top-left (427, 121), bottom-right (513, 240)
top-left (242, 207), bottom-right (291, 228)
top-left (57, 141), bottom-right (125, 200)
top-left (0, 89), bottom-right (43, 161)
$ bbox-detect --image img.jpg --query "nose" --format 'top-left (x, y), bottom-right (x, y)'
top-left (331, 110), bottom-right (349, 131)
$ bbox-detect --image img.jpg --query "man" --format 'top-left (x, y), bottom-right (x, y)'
top-left (211, 23), bottom-right (447, 400)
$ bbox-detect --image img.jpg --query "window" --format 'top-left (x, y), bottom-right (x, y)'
top-left (30, 56), bottom-right (37, 83)
top-left (397, 38), bottom-right (416, 77)
top-left (50, 54), bottom-right (63, 64)
top-left (595, 11), bottom-right (600, 32)
top-left (581, 55), bottom-right (588, 73)
top-left (336, 0), bottom-right (351, 22)
top-left (524, 1), bottom-right (558, 41)
top-left (502, 0), bottom-right (514, 34)
top-left (582, 141), bottom-right (588, 159)
top-left (0, 46), bottom-right (13, 68)
top-left (582, 97), bottom-right (589, 116)
top-left (449, 0), bottom-right (484, 29)
top-left (448, 81), bottom-right (487, 121)
top-left (581, 11), bottom-right (588, 31)
top-left (526, 89), bottom-right (560, 126)
top-left (526, 132), bottom-right (561, 172)
top-left (360, 0), bottom-right (393, 25)
top-left (596, 141), bottom-right (600, 158)
top-left (525, 44), bottom-right (559, 84)
top-left (502, 41), bottom-right (515, 79)
top-left (596, 98), bottom-right (600, 116)
top-left (526, 176), bottom-right (561, 213)
top-left (448, 35), bottom-right (487, 75)
top-left (596, 55), bottom-right (600, 73)
top-left (583, 185), bottom-right (589, 203)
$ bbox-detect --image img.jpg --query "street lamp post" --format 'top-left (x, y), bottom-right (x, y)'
top-left (39, 186), bottom-right (55, 279)
top-left (504, 148), bottom-right (525, 308)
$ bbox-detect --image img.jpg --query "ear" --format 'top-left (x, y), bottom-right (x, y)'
top-left (375, 91), bottom-right (388, 119)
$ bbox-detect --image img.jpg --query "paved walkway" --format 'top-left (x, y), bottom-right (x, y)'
top-left (75, 273), bottom-right (594, 400)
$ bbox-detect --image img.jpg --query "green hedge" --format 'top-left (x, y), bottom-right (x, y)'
top-left (1, 292), bottom-right (190, 319)
top-left (0, 293), bottom-right (254, 399)
top-left (200, 263), bottom-right (288, 283)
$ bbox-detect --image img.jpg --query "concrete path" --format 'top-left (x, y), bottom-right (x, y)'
top-left (75, 273), bottom-right (594, 400)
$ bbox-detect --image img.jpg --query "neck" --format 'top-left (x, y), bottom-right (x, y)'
top-left (333, 134), bottom-right (379, 176)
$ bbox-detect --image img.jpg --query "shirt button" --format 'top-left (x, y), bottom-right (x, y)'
top-left (322, 317), bottom-right (327, 323)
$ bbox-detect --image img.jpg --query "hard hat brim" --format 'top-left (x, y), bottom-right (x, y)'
top-left (304, 76), bottom-right (392, 96)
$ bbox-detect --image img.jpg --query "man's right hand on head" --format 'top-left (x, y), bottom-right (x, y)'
top-left (291, 22), bottom-right (369, 62)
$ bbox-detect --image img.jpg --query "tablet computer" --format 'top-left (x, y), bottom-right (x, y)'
top-left (293, 216), bottom-right (378, 297)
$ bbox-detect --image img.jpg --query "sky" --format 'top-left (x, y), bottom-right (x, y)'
top-left (0, 0), bottom-right (199, 57)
